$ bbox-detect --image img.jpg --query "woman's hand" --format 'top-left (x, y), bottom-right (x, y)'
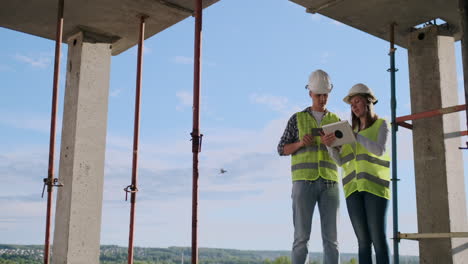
top-left (320, 131), bottom-right (336, 147)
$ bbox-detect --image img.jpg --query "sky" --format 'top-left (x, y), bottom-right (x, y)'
top-left (1, 0), bottom-right (467, 257)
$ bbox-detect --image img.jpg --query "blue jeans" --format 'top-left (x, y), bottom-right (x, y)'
top-left (291, 178), bottom-right (340, 264)
top-left (346, 191), bottom-right (389, 264)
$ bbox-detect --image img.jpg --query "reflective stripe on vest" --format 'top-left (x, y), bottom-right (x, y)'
top-left (341, 153), bottom-right (354, 164)
top-left (342, 171), bottom-right (390, 188)
top-left (291, 111), bottom-right (340, 182)
top-left (340, 119), bottom-right (391, 199)
top-left (294, 144), bottom-right (328, 155)
top-left (356, 154), bottom-right (390, 168)
top-left (292, 162), bottom-right (318, 171)
top-left (342, 171), bottom-right (355, 186)
top-left (320, 160), bottom-right (337, 171)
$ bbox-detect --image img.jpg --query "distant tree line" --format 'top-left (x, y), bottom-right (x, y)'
top-left (0, 244), bottom-right (420, 264)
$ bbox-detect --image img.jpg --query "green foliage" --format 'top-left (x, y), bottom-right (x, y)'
top-left (0, 257), bottom-right (41, 264)
top-left (0, 244), bottom-right (421, 264)
top-left (272, 256), bottom-right (291, 264)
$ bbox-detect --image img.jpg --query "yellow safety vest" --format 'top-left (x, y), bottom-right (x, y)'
top-left (291, 111), bottom-right (340, 182)
top-left (340, 119), bottom-right (391, 199)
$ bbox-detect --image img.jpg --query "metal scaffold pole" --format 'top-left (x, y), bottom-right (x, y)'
top-left (43, 0), bottom-right (64, 263)
top-left (126, 15), bottom-right (146, 264)
top-left (191, 0), bottom-right (203, 263)
top-left (389, 22), bottom-right (400, 264)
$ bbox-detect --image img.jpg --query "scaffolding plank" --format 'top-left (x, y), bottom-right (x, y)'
top-left (399, 232), bottom-right (468, 240)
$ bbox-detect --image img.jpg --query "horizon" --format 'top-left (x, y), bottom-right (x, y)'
top-left (0, 243), bottom-right (419, 257)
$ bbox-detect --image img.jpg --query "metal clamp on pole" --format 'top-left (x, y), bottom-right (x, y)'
top-left (460, 142), bottom-right (468, 150)
top-left (41, 177), bottom-right (63, 198)
top-left (387, 61), bottom-right (400, 131)
top-left (190, 132), bottom-right (204, 153)
top-left (124, 184), bottom-right (139, 201)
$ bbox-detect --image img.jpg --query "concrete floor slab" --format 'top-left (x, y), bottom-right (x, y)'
top-left (290, 0), bottom-right (461, 48)
top-left (0, 0), bottom-right (218, 55)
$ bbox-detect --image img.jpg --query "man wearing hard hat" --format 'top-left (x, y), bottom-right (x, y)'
top-left (278, 69), bottom-right (341, 264)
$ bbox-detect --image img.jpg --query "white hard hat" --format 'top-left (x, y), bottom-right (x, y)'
top-left (305, 69), bottom-right (333, 94)
top-left (343, 83), bottom-right (378, 104)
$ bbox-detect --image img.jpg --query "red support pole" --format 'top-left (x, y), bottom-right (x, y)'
top-left (191, 1), bottom-right (203, 263)
top-left (43, 0), bottom-right (64, 263)
top-left (127, 15), bottom-right (146, 264)
top-left (396, 122), bottom-right (413, 130)
top-left (395, 104), bottom-right (466, 123)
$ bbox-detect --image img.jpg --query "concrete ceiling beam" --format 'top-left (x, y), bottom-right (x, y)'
top-left (0, 0), bottom-right (219, 55)
top-left (290, 0), bottom-right (462, 48)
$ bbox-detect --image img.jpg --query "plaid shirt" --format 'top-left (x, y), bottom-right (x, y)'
top-left (277, 107), bottom-right (330, 156)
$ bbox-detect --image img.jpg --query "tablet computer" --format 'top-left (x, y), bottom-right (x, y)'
top-left (321, 120), bottom-right (356, 147)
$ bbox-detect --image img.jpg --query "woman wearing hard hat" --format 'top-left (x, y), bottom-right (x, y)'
top-left (277, 69), bottom-right (341, 264)
top-left (322, 83), bottom-right (390, 264)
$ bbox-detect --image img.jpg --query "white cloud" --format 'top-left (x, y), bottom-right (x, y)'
top-left (249, 93), bottom-right (289, 112)
top-left (173, 55), bottom-right (193, 65)
top-left (395, 127), bottom-right (415, 161)
top-left (175, 90), bottom-right (193, 111)
top-left (404, 102), bottom-right (411, 110)
top-left (107, 134), bottom-right (133, 149)
top-left (459, 81), bottom-right (466, 105)
top-left (0, 148), bottom-right (52, 244)
top-left (104, 132), bottom-right (193, 174)
top-left (321, 51), bottom-right (332, 63)
top-left (0, 64), bottom-right (12, 72)
top-left (14, 53), bottom-right (52, 68)
top-left (172, 55), bottom-right (216, 66)
top-left (130, 45), bottom-right (152, 56)
top-left (331, 20), bottom-right (344, 26)
top-left (204, 60), bottom-right (217, 67)
top-left (110, 88), bottom-right (122, 97)
top-left (333, 108), bottom-right (351, 122)
top-left (0, 201), bottom-right (45, 218)
top-left (0, 112), bottom-right (55, 133)
top-left (310, 14), bottom-right (322, 21)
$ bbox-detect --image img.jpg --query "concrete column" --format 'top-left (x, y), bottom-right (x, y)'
top-left (52, 31), bottom-right (111, 264)
top-left (408, 25), bottom-right (468, 263)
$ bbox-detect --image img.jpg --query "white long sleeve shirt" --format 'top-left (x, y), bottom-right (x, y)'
top-left (327, 121), bottom-right (389, 166)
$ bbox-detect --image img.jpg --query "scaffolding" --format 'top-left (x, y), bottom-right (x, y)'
top-left (17, 0), bottom-right (468, 263)
top-left (388, 22), bottom-right (399, 264)
top-left (42, 0), bottom-right (65, 263)
top-left (388, 2), bottom-right (468, 261)
top-left (190, 1), bottom-right (203, 263)
top-left (123, 15), bottom-right (146, 264)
